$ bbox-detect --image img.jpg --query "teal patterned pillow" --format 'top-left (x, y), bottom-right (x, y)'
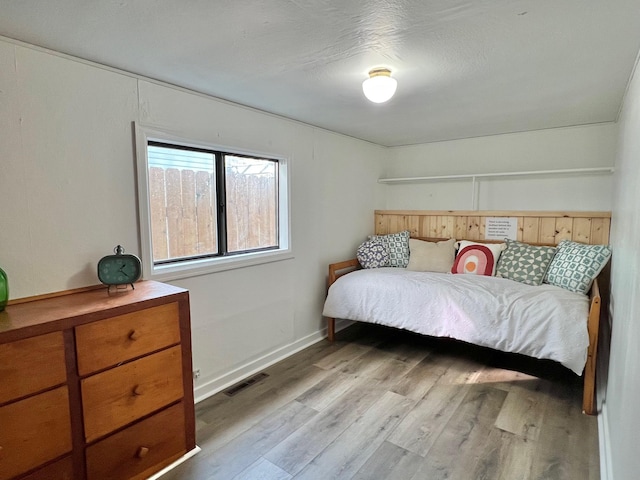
top-left (356, 240), bottom-right (390, 268)
top-left (496, 239), bottom-right (556, 286)
top-left (544, 240), bottom-right (612, 294)
top-left (368, 230), bottom-right (410, 268)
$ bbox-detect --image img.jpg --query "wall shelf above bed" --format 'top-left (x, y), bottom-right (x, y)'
top-left (377, 166), bottom-right (615, 185)
top-left (378, 167), bottom-right (615, 210)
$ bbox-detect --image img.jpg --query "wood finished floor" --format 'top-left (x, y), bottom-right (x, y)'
top-left (164, 324), bottom-right (599, 480)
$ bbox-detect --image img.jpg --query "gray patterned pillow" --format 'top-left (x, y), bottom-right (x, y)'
top-left (368, 231), bottom-right (410, 268)
top-left (495, 239), bottom-right (556, 286)
top-left (544, 240), bottom-right (612, 294)
top-left (356, 240), bottom-right (390, 268)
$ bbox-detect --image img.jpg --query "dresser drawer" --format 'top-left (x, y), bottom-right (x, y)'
top-left (0, 386), bottom-right (72, 480)
top-left (20, 456), bottom-right (74, 480)
top-left (0, 332), bottom-right (66, 404)
top-left (86, 402), bottom-right (187, 480)
top-left (81, 345), bottom-right (184, 442)
top-left (75, 302), bottom-right (181, 376)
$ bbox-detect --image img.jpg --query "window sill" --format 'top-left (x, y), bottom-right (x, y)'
top-left (146, 248), bottom-right (294, 282)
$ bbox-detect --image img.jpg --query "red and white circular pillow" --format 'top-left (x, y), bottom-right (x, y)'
top-left (451, 241), bottom-right (506, 276)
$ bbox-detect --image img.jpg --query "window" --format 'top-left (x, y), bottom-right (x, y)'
top-left (136, 126), bottom-right (291, 279)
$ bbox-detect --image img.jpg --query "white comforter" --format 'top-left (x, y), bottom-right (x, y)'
top-left (322, 268), bottom-right (590, 374)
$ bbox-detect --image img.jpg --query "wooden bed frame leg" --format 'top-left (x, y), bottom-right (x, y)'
top-left (327, 317), bottom-right (335, 342)
top-left (582, 279), bottom-right (601, 415)
top-left (583, 356), bottom-right (596, 415)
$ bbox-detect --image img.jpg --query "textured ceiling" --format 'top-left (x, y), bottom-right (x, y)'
top-left (1, 1), bottom-right (639, 146)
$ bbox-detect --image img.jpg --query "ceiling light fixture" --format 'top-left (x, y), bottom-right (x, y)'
top-left (362, 68), bottom-right (397, 103)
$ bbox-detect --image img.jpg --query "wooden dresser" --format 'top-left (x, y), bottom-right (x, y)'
top-left (0, 281), bottom-right (196, 480)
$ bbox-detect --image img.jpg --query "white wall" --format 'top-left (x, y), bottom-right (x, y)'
top-left (0, 41), bottom-right (140, 297)
top-left (383, 124), bottom-right (617, 211)
top-left (604, 55), bottom-right (640, 480)
top-left (0, 39), bottom-right (385, 400)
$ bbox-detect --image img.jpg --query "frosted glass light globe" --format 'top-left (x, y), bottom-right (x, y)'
top-left (362, 68), bottom-right (397, 103)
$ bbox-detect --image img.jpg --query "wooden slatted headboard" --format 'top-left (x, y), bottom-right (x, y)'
top-left (374, 210), bottom-right (611, 246)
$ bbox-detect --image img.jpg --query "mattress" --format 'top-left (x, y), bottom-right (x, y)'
top-left (322, 268), bottom-right (590, 374)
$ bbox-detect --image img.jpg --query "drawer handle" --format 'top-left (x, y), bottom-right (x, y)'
top-left (136, 446), bottom-right (150, 459)
top-left (132, 385), bottom-right (144, 396)
top-left (128, 329), bottom-right (141, 341)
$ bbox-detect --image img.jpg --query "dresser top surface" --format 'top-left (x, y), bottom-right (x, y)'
top-left (0, 281), bottom-right (188, 341)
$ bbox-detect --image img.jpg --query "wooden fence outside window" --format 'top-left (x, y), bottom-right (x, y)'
top-left (149, 167), bottom-right (277, 262)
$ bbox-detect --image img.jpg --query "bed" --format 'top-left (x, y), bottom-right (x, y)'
top-left (322, 210), bottom-right (611, 415)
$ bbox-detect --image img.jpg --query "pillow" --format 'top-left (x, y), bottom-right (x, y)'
top-left (495, 239), bottom-right (556, 286)
top-left (544, 240), bottom-right (612, 294)
top-left (407, 238), bottom-right (456, 273)
top-left (368, 231), bottom-right (410, 268)
top-left (356, 240), bottom-right (390, 269)
top-left (452, 241), bottom-right (506, 276)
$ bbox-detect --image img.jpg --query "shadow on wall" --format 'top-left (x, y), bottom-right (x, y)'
top-left (597, 261), bottom-right (612, 412)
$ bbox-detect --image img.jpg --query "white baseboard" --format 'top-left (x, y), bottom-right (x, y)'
top-left (598, 403), bottom-right (613, 480)
top-left (150, 446), bottom-right (201, 479)
top-left (193, 319), bottom-right (353, 403)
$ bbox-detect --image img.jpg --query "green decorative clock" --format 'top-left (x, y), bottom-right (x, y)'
top-left (97, 245), bottom-right (142, 290)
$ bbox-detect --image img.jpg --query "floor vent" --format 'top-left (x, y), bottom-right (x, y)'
top-left (223, 372), bottom-right (269, 397)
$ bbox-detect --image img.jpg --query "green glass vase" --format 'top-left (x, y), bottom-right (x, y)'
top-left (0, 267), bottom-right (8, 311)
